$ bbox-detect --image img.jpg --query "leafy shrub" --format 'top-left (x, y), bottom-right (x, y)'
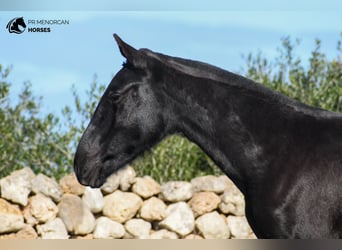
top-left (133, 135), bottom-right (221, 183)
top-left (243, 36), bottom-right (342, 113)
top-left (0, 66), bottom-right (73, 179)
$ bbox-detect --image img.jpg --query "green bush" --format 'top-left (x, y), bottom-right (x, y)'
top-left (0, 66), bottom-right (73, 179)
top-left (243, 36), bottom-right (342, 113)
top-left (133, 135), bottom-right (222, 183)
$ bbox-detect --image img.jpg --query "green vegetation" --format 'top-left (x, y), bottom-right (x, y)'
top-left (0, 67), bottom-right (73, 178)
top-left (0, 36), bottom-right (341, 182)
top-left (243, 36), bottom-right (342, 112)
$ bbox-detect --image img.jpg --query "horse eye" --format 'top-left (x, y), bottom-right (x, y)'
top-left (108, 92), bottom-right (121, 103)
top-left (132, 89), bottom-right (138, 98)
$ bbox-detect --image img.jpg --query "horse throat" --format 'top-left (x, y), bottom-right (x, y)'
top-left (162, 73), bottom-right (291, 194)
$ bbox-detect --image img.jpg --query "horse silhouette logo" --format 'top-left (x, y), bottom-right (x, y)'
top-left (6, 17), bottom-right (26, 34)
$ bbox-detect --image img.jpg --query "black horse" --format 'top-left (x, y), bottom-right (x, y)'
top-left (74, 34), bottom-right (342, 239)
top-left (6, 17), bottom-right (26, 34)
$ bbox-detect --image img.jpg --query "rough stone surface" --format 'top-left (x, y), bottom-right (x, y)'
top-left (149, 229), bottom-right (179, 239)
top-left (0, 171), bottom-right (255, 239)
top-left (15, 225), bottom-right (38, 239)
top-left (58, 194), bottom-right (95, 235)
top-left (0, 198), bottom-right (25, 233)
top-left (100, 172), bottom-right (120, 194)
top-left (196, 211), bottom-right (230, 239)
top-left (36, 218), bottom-right (69, 239)
top-left (93, 217), bottom-right (125, 239)
top-left (188, 192), bottom-right (221, 217)
top-left (103, 190), bottom-right (142, 223)
top-left (219, 184), bottom-right (245, 216)
top-left (74, 234), bottom-right (94, 239)
top-left (160, 202), bottom-right (195, 236)
top-left (160, 181), bottom-right (193, 202)
top-left (139, 197), bottom-right (167, 221)
top-left (23, 203), bottom-right (37, 226)
top-left (118, 166), bottom-right (136, 191)
top-left (0, 226), bottom-right (36, 239)
top-left (0, 167), bottom-right (35, 206)
top-left (59, 173), bottom-right (85, 196)
top-left (29, 193), bottom-right (58, 223)
top-left (125, 219), bottom-right (151, 239)
top-left (184, 234), bottom-right (204, 239)
top-left (191, 175), bottom-right (228, 193)
top-left (31, 174), bottom-right (63, 202)
top-left (82, 187), bottom-right (104, 213)
top-left (132, 176), bottom-right (161, 198)
top-left (100, 166), bottom-right (136, 193)
top-left (227, 216), bottom-right (252, 239)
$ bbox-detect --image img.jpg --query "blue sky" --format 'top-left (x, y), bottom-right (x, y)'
top-left (1, 7), bottom-right (342, 120)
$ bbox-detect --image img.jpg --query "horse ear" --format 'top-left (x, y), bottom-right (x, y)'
top-left (113, 34), bottom-right (142, 67)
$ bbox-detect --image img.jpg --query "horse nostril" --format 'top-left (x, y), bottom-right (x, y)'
top-left (102, 155), bottom-right (114, 163)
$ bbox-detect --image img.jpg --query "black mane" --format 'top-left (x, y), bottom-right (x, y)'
top-left (141, 48), bottom-right (341, 119)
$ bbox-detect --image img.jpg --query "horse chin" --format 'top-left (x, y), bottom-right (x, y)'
top-left (77, 156), bottom-right (134, 188)
top-left (77, 169), bottom-right (107, 188)
top-left (86, 176), bottom-right (106, 188)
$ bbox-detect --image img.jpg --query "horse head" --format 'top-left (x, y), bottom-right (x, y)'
top-left (7, 17), bottom-right (26, 34)
top-left (74, 34), bottom-right (170, 187)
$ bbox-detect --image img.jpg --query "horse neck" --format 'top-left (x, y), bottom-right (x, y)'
top-left (160, 71), bottom-right (301, 193)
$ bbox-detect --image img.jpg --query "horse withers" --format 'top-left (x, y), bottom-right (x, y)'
top-left (74, 34), bottom-right (342, 238)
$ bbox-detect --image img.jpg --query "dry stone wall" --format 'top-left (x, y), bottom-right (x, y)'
top-left (0, 166), bottom-right (256, 239)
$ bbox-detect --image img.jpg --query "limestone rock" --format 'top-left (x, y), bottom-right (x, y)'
top-left (58, 194), bottom-right (95, 235)
top-left (184, 234), bottom-right (204, 239)
top-left (118, 166), bottom-right (136, 191)
top-left (188, 191), bottom-right (221, 217)
top-left (0, 232), bottom-right (16, 239)
top-left (31, 174), bottom-right (62, 202)
top-left (0, 167), bottom-right (35, 206)
top-left (82, 187), bottom-right (104, 213)
top-left (132, 176), bottom-right (161, 198)
top-left (149, 229), bottom-right (179, 239)
top-left (23, 203), bottom-right (37, 226)
top-left (100, 173), bottom-right (120, 194)
top-left (191, 175), bottom-right (228, 193)
top-left (93, 217), bottom-right (125, 239)
top-left (74, 234), bottom-right (93, 239)
top-left (227, 216), bottom-right (252, 239)
top-left (59, 173), bottom-right (85, 196)
top-left (100, 166), bottom-right (136, 193)
top-left (125, 219), bottom-right (151, 239)
top-left (103, 190), bottom-right (142, 223)
top-left (160, 181), bottom-right (193, 202)
top-left (29, 193), bottom-right (58, 223)
top-left (15, 225), bottom-right (38, 239)
top-left (219, 186), bottom-right (245, 216)
top-left (139, 197), bottom-right (167, 221)
top-left (123, 231), bottom-right (135, 239)
top-left (196, 211), bottom-right (230, 239)
top-left (159, 202), bottom-right (195, 236)
top-left (0, 198), bottom-right (25, 233)
top-left (36, 218), bottom-right (69, 239)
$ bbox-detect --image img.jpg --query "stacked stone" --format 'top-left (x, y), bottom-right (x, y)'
top-left (0, 167), bottom-right (256, 239)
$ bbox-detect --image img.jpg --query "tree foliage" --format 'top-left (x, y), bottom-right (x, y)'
top-left (243, 36), bottom-right (342, 113)
top-left (1, 35), bottom-right (341, 182)
top-left (0, 66), bottom-right (72, 178)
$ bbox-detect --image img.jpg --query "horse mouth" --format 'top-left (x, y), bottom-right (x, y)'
top-left (74, 153), bottom-right (132, 188)
top-left (76, 168), bottom-right (106, 188)
top-left (74, 161), bottom-right (108, 188)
